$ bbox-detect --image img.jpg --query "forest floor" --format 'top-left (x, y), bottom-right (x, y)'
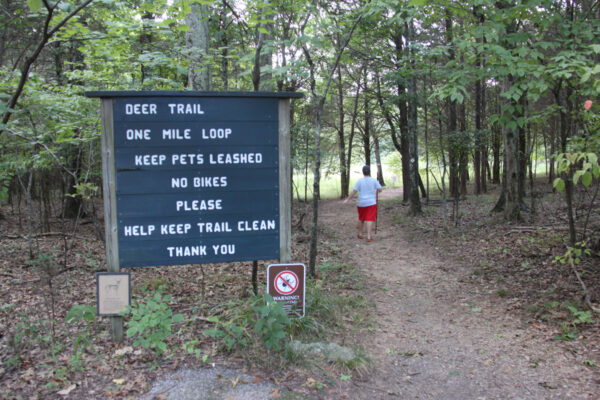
top-left (1, 181), bottom-right (599, 399)
top-left (314, 186), bottom-right (600, 399)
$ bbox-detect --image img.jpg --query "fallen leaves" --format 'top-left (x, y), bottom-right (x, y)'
top-left (113, 346), bottom-right (134, 357)
top-left (57, 384), bottom-right (76, 396)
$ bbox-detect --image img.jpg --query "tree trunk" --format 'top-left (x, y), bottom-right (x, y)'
top-left (407, 19), bottom-right (421, 214)
top-left (502, 78), bottom-right (521, 221)
top-left (346, 83), bottom-right (360, 196)
top-left (459, 102), bottom-right (468, 198)
top-left (445, 11), bottom-right (459, 200)
top-left (481, 79), bottom-right (488, 193)
top-left (186, 4), bottom-right (211, 91)
top-left (553, 85), bottom-right (577, 244)
top-left (304, 130), bottom-right (309, 201)
top-left (518, 96), bottom-right (528, 201)
top-left (492, 125), bottom-right (502, 184)
top-left (363, 93), bottom-right (371, 166)
top-left (474, 99), bottom-right (482, 195)
top-left (548, 118), bottom-right (556, 184)
top-left (374, 135), bottom-right (385, 186)
top-left (252, 13), bottom-right (273, 91)
top-left (218, 2), bottom-right (229, 90)
top-left (308, 109), bottom-right (321, 276)
top-left (392, 30), bottom-right (412, 203)
top-left (473, 5), bottom-right (484, 195)
top-left (63, 142), bottom-right (83, 219)
top-left (336, 66), bottom-right (348, 198)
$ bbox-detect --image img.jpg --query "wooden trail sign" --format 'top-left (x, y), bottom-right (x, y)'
top-left (87, 91), bottom-right (303, 340)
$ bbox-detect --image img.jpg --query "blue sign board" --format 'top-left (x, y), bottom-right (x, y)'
top-left (87, 93), bottom-right (302, 268)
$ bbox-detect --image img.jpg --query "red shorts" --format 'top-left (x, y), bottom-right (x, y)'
top-left (357, 205), bottom-right (377, 222)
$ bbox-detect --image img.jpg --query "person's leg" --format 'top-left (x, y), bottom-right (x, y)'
top-left (366, 221), bottom-right (373, 240)
top-left (357, 207), bottom-right (365, 238)
top-left (357, 220), bottom-right (364, 238)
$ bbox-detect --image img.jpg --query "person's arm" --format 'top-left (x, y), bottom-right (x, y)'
top-left (344, 190), bottom-right (358, 203)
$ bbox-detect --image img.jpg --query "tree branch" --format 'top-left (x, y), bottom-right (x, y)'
top-left (1, 0), bottom-right (94, 133)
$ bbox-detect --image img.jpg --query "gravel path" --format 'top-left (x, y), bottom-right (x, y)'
top-left (141, 367), bottom-right (276, 400)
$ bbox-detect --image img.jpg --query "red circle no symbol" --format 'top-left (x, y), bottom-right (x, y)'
top-left (274, 271), bottom-right (299, 295)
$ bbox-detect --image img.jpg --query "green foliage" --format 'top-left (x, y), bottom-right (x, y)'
top-left (67, 183), bottom-right (99, 201)
top-left (566, 305), bottom-right (593, 326)
top-left (181, 339), bottom-right (210, 363)
top-left (65, 304), bottom-right (96, 324)
top-left (553, 152), bottom-right (600, 192)
top-left (554, 303), bottom-right (594, 342)
top-left (125, 292), bottom-right (184, 356)
top-left (0, 171), bottom-right (9, 200)
top-left (553, 241), bottom-right (592, 266)
top-left (13, 314), bottom-right (53, 349)
top-left (254, 294), bottom-right (291, 351)
top-left (26, 252), bottom-right (56, 271)
top-left (27, 0), bottom-right (43, 13)
top-left (203, 315), bottom-right (248, 352)
top-left (534, 300), bottom-right (594, 341)
top-left (202, 294), bottom-right (291, 353)
top-left (139, 276), bottom-right (170, 293)
top-left (65, 304), bottom-right (97, 371)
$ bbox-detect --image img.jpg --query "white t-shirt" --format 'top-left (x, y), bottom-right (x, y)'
top-left (353, 177), bottom-right (382, 207)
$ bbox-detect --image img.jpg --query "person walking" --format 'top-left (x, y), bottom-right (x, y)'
top-left (343, 165), bottom-right (382, 242)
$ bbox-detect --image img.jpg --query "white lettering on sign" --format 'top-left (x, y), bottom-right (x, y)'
top-left (162, 129), bottom-right (191, 140)
top-left (193, 176), bottom-right (227, 187)
top-left (160, 223), bottom-right (192, 235)
top-left (237, 220), bottom-right (276, 231)
top-left (171, 177), bottom-right (188, 188)
top-left (123, 225), bottom-right (155, 236)
top-left (212, 244), bottom-right (235, 255)
top-left (134, 154), bottom-right (166, 166)
top-left (175, 199), bottom-right (222, 211)
top-left (272, 295), bottom-right (300, 301)
top-left (196, 222), bottom-right (232, 233)
top-left (209, 153), bottom-right (263, 164)
top-left (201, 128), bottom-right (232, 139)
top-left (166, 245), bottom-right (207, 257)
top-left (167, 103), bottom-right (205, 115)
top-left (125, 104), bottom-right (157, 115)
top-left (171, 153), bottom-right (204, 165)
top-left (126, 129), bottom-right (151, 140)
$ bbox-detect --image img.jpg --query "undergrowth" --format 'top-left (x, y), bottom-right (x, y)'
top-left (387, 182), bottom-right (599, 341)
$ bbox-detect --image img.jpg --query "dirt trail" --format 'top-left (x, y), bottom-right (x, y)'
top-left (319, 190), bottom-right (598, 399)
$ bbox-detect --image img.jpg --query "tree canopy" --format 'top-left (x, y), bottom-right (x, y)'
top-left (1, 0), bottom-right (599, 236)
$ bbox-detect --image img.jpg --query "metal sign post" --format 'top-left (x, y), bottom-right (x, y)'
top-left (267, 263), bottom-right (306, 318)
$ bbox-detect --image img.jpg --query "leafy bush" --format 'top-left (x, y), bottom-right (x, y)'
top-left (125, 292), bottom-right (184, 356)
top-left (203, 294), bottom-right (291, 353)
top-left (203, 315), bottom-right (248, 351)
top-left (65, 304), bottom-right (97, 371)
top-left (253, 294), bottom-right (291, 351)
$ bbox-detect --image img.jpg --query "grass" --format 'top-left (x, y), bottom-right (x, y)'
top-left (293, 163), bottom-right (402, 200)
top-left (294, 158), bottom-right (553, 201)
top-left (282, 261), bottom-right (373, 374)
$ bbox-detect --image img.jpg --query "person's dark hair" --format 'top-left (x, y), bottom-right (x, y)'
top-left (362, 165), bottom-right (371, 176)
